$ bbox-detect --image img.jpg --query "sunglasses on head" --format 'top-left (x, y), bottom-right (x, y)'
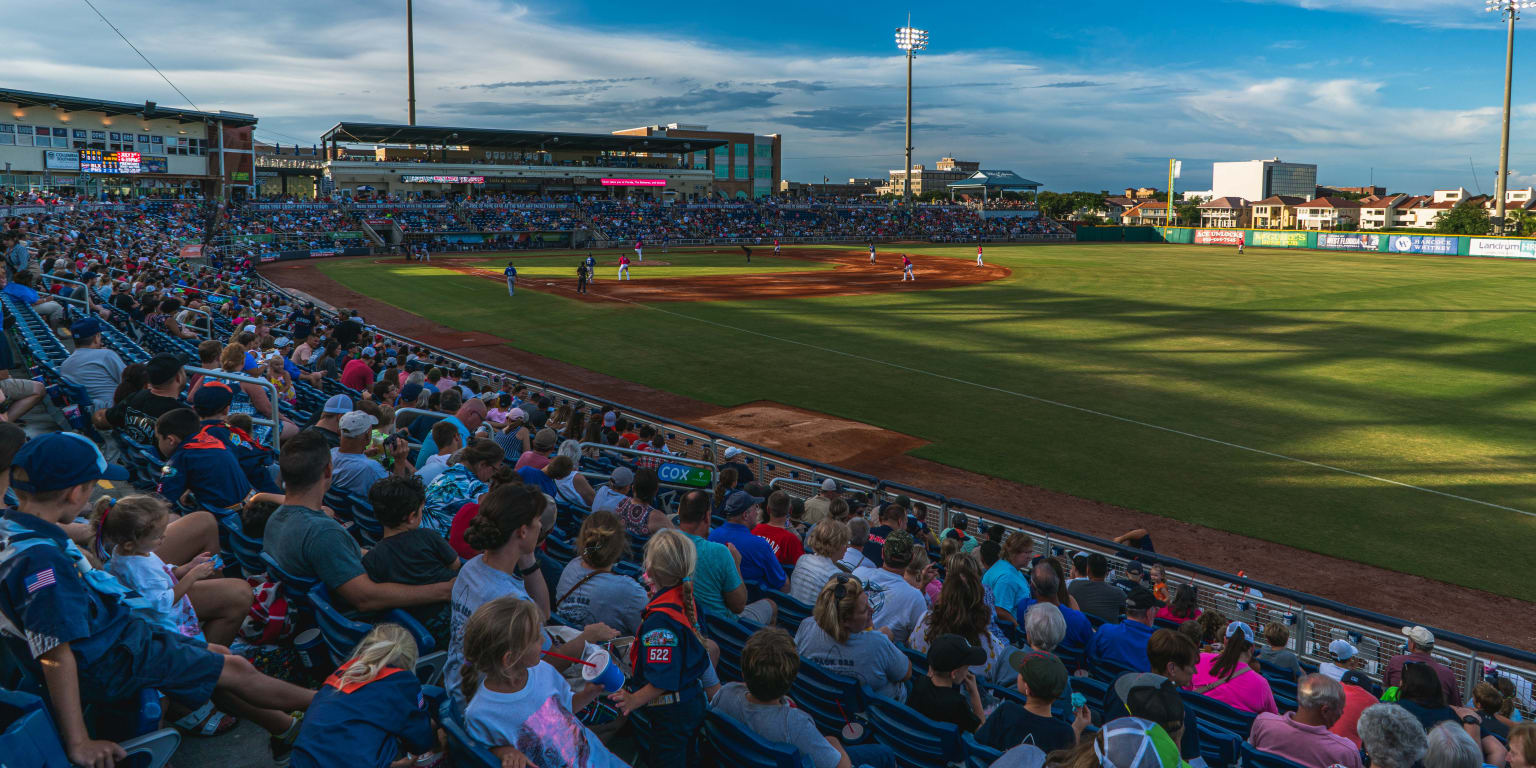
top-left (831, 573), bottom-right (855, 601)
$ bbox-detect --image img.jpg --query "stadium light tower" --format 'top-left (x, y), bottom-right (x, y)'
top-left (407, 0), bottom-right (417, 125)
top-left (1488, 0), bottom-right (1535, 230)
top-left (895, 21), bottom-right (928, 203)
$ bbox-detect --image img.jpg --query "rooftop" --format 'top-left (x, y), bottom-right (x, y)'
top-left (319, 122), bottom-right (727, 153)
top-left (0, 87), bottom-right (257, 126)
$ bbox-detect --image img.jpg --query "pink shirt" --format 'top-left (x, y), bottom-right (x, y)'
top-left (1248, 711), bottom-right (1363, 768)
top-left (339, 358), bottom-right (374, 392)
top-left (514, 451), bottom-right (550, 472)
top-left (1192, 652), bottom-right (1278, 715)
top-left (1156, 606), bottom-right (1202, 623)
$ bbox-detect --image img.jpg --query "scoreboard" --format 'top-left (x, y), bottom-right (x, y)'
top-left (79, 150), bottom-right (143, 174)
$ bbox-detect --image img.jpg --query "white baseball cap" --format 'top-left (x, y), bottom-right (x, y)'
top-left (1402, 626), bottom-right (1435, 646)
top-left (338, 410), bottom-right (378, 438)
top-left (1328, 639), bottom-right (1358, 661)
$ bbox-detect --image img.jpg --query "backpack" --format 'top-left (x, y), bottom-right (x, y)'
top-left (238, 576), bottom-right (293, 646)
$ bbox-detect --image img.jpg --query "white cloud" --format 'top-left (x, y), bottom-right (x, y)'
top-left (1238, 0), bottom-right (1502, 28)
top-left (7, 0), bottom-right (1529, 192)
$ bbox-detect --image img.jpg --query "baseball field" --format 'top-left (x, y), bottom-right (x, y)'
top-left (294, 243), bottom-right (1536, 600)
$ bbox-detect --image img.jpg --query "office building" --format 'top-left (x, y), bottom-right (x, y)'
top-left (1211, 159), bottom-right (1317, 203)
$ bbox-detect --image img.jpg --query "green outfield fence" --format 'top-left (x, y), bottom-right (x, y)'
top-left (1080, 225), bottom-right (1536, 259)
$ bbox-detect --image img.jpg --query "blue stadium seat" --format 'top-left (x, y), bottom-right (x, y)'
top-left (900, 646), bottom-right (929, 675)
top-left (703, 613), bottom-right (762, 683)
top-left (962, 732), bottom-right (1004, 768)
top-left (216, 513), bottom-right (267, 576)
top-left (764, 589), bottom-right (813, 633)
top-left (0, 689), bottom-right (180, 768)
top-left (789, 658), bottom-right (870, 738)
top-left (1180, 690), bottom-right (1258, 738)
top-left (864, 693), bottom-right (964, 768)
top-left (1056, 640), bottom-right (1087, 672)
top-left (702, 710), bottom-right (813, 768)
top-left (1196, 721), bottom-right (1242, 768)
top-left (438, 700), bottom-right (498, 768)
top-left (261, 551), bottom-right (319, 606)
top-left (1242, 741), bottom-right (1314, 768)
top-left (308, 584), bottom-right (437, 666)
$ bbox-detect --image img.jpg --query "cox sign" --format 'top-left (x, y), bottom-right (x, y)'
top-left (657, 462), bottom-right (713, 488)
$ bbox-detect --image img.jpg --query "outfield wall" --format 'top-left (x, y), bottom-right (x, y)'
top-left (1080, 225), bottom-right (1536, 258)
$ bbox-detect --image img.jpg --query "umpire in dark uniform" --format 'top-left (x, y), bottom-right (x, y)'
top-left (576, 262), bottom-right (590, 294)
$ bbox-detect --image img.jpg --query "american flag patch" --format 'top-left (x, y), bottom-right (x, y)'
top-left (24, 569), bottom-right (55, 593)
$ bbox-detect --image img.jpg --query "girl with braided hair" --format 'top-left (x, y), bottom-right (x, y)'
top-left (610, 528), bottom-right (711, 766)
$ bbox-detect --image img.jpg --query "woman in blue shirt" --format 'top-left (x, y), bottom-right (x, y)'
top-left (610, 529), bottom-right (711, 767)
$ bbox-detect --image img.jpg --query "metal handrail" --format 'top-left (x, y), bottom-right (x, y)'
top-left (575, 442), bottom-right (716, 492)
top-left (246, 270), bottom-right (1536, 714)
top-left (185, 366), bottom-right (282, 453)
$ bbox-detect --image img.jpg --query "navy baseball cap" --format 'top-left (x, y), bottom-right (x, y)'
top-left (69, 316), bottom-right (103, 339)
top-left (192, 381), bottom-right (235, 413)
top-left (722, 489), bottom-right (764, 517)
top-left (12, 433), bottom-right (128, 492)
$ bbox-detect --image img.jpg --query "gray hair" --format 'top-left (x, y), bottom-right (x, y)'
top-left (1297, 674), bottom-right (1345, 711)
top-left (557, 439), bottom-right (582, 464)
top-left (848, 517), bottom-right (870, 547)
top-left (1358, 704), bottom-right (1428, 768)
top-left (1025, 602), bottom-right (1066, 652)
top-left (405, 371), bottom-right (425, 387)
top-left (1423, 721), bottom-right (1480, 768)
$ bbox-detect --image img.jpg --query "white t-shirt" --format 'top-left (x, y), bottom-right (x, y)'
top-left (839, 546), bottom-right (875, 572)
top-left (414, 453), bottom-right (452, 486)
top-left (794, 617), bottom-right (909, 702)
top-left (464, 661), bottom-right (625, 768)
top-left (860, 567), bottom-right (927, 647)
top-left (591, 486), bottom-right (626, 514)
top-left (447, 556), bottom-right (532, 697)
top-left (104, 552), bottom-right (201, 639)
top-left (1318, 661), bottom-right (1348, 681)
top-left (786, 554), bottom-right (844, 606)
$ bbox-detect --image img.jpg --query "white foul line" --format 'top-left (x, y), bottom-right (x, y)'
top-left (509, 262), bottom-right (1536, 520)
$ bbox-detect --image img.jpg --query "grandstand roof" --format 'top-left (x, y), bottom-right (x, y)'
top-left (0, 87), bottom-right (257, 126)
top-left (320, 122), bottom-right (727, 153)
top-left (946, 169), bottom-right (1042, 191)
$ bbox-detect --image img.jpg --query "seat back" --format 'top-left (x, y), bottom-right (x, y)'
top-left (1196, 721), bottom-right (1242, 768)
top-left (1180, 690), bottom-right (1258, 738)
top-left (1241, 742), bottom-right (1314, 768)
top-left (764, 589), bottom-right (813, 633)
top-left (790, 658), bottom-right (869, 736)
top-left (962, 732), bottom-right (1004, 768)
top-left (261, 552), bottom-right (318, 603)
top-left (702, 710), bottom-right (813, 768)
top-left (864, 693), bottom-right (963, 768)
top-left (437, 700), bottom-right (500, 768)
top-left (703, 613), bottom-right (761, 683)
top-left (217, 514), bottom-right (267, 576)
top-left (309, 584), bottom-right (372, 665)
top-left (347, 493), bottom-right (383, 544)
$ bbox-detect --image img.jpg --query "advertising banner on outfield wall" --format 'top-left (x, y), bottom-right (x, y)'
top-left (1387, 235), bottom-right (1458, 255)
top-left (1468, 238), bottom-right (1536, 258)
top-left (1194, 229), bottom-right (1246, 245)
top-left (1317, 233), bottom-right (1378, 251)
top-left (1252, 231), bottom-right (1308, 248)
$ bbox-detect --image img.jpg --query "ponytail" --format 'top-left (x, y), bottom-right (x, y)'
top-left (337, 623), bottom-right (418, 687)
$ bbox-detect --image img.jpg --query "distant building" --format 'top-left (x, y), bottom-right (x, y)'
top-left (1211, 159), bottom-right (1317, 203)
top-left (1121, 201), bottom-right (1169, 225)
top-left (779, 178), bottom-right (880, 197)
top-left (1431, 187), bottom-right (1468, 204)
top-left (1250, 195), bottom-right (1308, 229)
top-left (1295, 196), bottom-right (1362, 230)
top-left (1356, 194), bottom-right (1427, 230)
top-left (613, 123), bottom-right (780, 199)
top-left (1123, 187), bottom-right (1161, 200)
top-left (881, 157), bottom-right (980, 196)
top-left (1316, 185), bottom-right (1385, 198)
top-left (1197, 196), bottom-right (1251, 228)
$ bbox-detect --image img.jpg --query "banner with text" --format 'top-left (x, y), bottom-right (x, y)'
top-left (1317, 233), bottom-right (1378, 251)
top-left (1387, 235), bottom-right (1457, 255)
top-left (1194, 229), bottom-right (1246, 245)
top-left (1252, 231), bottom-right (1308, 248)
top-left (1468, 238), bottom-right (1536, 259)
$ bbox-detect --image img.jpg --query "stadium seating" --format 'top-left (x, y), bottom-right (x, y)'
top-left (1180, 690), bottom-right (1258, 738)
top-left (702, 710), bottom-right (813, 768)
top-left (863, 693), bottom-right (964, 768)
top-left (1241, 741), bottom-right (1315, 768)
top-left (789, 658), bottom-right (871, 738)
top-left (438, 700), bottom-right (499, 768)
top-left (0, 689), bottom-right (180, 768)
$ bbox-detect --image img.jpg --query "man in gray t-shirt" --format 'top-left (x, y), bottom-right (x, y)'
top-left (59, 318), bottom-right (125, 408)
top-left (262, 503), bottom-right (367, 591)
top-left (1067, 553), bottom-right (1128, 623)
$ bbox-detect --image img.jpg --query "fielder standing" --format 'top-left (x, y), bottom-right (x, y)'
top-left (635, 238), bottom-right (644, 262)
top-left (740, 245), bottom-right (752, 263)
top-left (976, 243), bottom-right (985, 267)
top-left (618, 253), bottom-right (631, 280)
top-left (503, 261), bottom-right (517, 297)
top-left (584, 252), bottom-right (597, 282)
top-left (901, 254), bottom-right (915, 281)
top-left (773, 238), bottom-right (781, 256)
top-left (868, 241), bottom-right (877, 264)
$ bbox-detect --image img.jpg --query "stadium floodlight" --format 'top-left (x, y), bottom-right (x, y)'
top-left (1487, 0), bottom-right (1536, 230)
top-left (895, 23), bottom-right (929, 203)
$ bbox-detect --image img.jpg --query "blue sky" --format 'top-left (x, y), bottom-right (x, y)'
top-left (11, 0), bottom-right (1536, 193)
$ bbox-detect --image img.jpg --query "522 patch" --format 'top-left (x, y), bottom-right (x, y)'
top-left (647, 647), bottom-right (672, 664)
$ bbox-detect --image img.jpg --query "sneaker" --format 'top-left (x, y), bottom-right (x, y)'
top-left (269, 710), bottom-right (304, 767)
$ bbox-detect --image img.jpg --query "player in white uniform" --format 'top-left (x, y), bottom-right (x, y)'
top-left (869, 243), bottom-right (877, 263)
top-left (618, 253), bottom-right (632, 280)
top-left (901, 254), bottom-right (915, 281)
top-left (976, 244), bottom-right (984, 266)
top-left (773, 239), bottom-right (781, 256)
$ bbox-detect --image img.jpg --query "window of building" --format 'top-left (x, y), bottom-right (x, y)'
top-left (733, 143), bottom-right (749, 179)
top-left (714, 145), bottom-right (729, 179)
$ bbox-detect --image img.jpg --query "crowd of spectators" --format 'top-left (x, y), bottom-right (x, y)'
top-left (1, 198), bottom-right (1531, 768)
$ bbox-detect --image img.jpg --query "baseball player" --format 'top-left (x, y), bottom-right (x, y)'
top-left (868, 242), bottom-right (877, 264)
top-left (773, 238), bottom-right (781, 256)
top-left (901, 254), bottom-right (915, 281)
top-left (503, 261), bottom-right (517, 297)
top-left (740, 245), bottom-right (752, 263)
top-left (635, 238), bottom-right (644, 262)
top-left (1237, 240), bottom-right (1246, 255)
top-left (662, 231), bottom-right (670, 254)
top-left (584, 252), bottom-right (597, 282)
top-left (576, 262), bottom-right (589, 294)
top-left (618, 253), bottom-right (631, 281)
top-left (976, 244), bottom-right (985, 266)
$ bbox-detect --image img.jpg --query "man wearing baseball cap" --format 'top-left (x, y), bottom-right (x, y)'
top-left (801, 478), bottom-right (841, 525)
top-left (1094, 717), bottom-right (1190, 768)
top-left (0, 433), bottom-right (314, 767)
top-left (1319, 639), bottom-right (1360, 682)
top-left (909, 634), bottom-right (988, 732)
top-left (978, 651), bottom-right (1088, 753)
top-left (306, 393), bottom-right (352, 449)
top-left (709, 488), bottom-right (786, 594)
top-left (330, 410), bottom-right (413, 499)
top-left (192, 381), bottom-right (281, 494)
top-left (591, 465), bottom-right (634, 515)
top-left (105, 353), bottom-right (186, 444)
top-left (59, 315), bottom-right (126, 410)
top-left (1089, 586), bottom-right (1163, 674)
top-left (860, 529), bottom-right (928, 646)
top-left (1385, 625), bottom-right (1459, 704)
top-left (717, 445), bottom-right (756, 486)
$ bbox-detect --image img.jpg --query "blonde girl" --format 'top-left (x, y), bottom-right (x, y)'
top-left (290, 624), bottom-right (437, 768)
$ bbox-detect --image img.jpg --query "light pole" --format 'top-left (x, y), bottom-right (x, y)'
top-left (895, 22), bottom-right (928, 203)
top-left (407, 0), bottom-right (417, 125)
top-left (1487, 0), bottom-right (1534, 231)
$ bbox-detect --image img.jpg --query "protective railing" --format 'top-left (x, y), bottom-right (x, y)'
top-left (185, 366), bottom-right (282, 453)
top-left (249, 271), bottom-right (1536, 717)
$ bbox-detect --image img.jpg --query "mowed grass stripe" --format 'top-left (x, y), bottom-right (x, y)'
top-left (317, 244), bottom-right (1536, 598)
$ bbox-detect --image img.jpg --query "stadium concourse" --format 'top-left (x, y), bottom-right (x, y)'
top-left (0, 191), bottom-right (1533, 768)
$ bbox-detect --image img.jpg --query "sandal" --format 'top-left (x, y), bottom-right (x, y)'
top-left (172, 701), bottom-right (240, 737)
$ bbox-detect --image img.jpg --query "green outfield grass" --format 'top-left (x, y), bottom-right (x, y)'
top-left (445, 250), bottom-right (838, 280)
top-left (317, 243), bottom-right (1536, 598)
